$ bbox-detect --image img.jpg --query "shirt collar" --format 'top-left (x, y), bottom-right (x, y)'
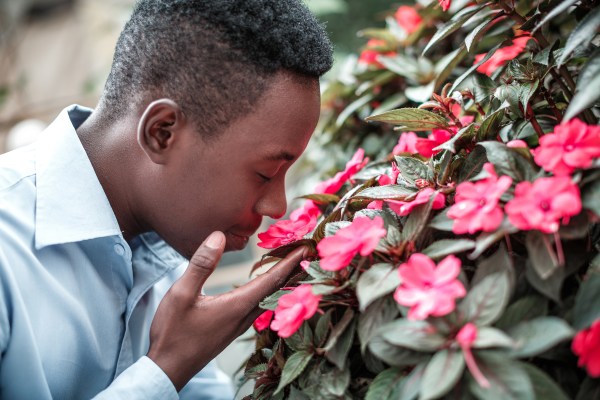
top-left (35, 105), bottom-right (122, 249)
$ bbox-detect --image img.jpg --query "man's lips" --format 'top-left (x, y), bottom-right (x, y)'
top-left (225, 232), bottom-right (250, 250)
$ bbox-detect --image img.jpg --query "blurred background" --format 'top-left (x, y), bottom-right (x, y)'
top-left (0, 0), bottom-right (396, 396)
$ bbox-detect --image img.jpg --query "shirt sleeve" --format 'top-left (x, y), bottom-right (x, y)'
top-left (179, 360), bottom-right (235, 400)
top-left (92, 356), bottom-right (178, 400)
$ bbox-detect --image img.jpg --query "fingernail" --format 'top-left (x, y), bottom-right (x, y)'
top-left (205, 232), bottom-right (223, 249)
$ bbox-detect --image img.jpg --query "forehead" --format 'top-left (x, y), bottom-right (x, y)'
top-left (213, 73), bottom-right (321, 160)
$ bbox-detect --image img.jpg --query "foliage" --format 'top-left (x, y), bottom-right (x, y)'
top-left (243, 0), bottom-right (600, 398)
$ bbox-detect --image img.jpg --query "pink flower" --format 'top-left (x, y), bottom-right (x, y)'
top-left (447, 163), bottom-right (513, 234)
top-left (456, 323), bottom-right (490, 388)
top-left (270, 285), bottom-right (321, 338)
top-left (395, 6), bottom-right (423, 34)
top-left (438, 0), bottom-right (451, 11)
top-left (572, 319), bottom-right (600, 377)
top-left (474, 36), bottom-right (531, 76)
top-left (369, 188), bottom-right (445, 216)
top-left (314, 148), bottom-right (369, 194)
top-left (378, 163), bottom-right (400, 186)
top-left (394, 254), bottom-right (466, 320)
top-left (358, 39), bottom-right (397, 69)
top-left (317, 216), bottom-right (387, 271)
top-left (415, 129), bottom-right (452, 158)
top-left (393, 132), bottom-right (419, 154)
top-left (533, 119), bottom-right (600, 176)
top-left (505, 176), bottom-right (582, 233)
top-left (253, 310), bottom-right (274, 332)
top-left (257, 212), bottom-right (317, 249)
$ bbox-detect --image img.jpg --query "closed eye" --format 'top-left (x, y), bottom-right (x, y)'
top-left (257, 173), bottom-right (272, 182)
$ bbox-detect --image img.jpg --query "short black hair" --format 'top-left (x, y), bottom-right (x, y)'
top-left (101, 0), bottom-right (334, 135)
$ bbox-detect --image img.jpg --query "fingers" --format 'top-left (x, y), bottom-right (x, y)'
top-left (234, 246), bottom-right (307, 307)
top-left (177, 231), bottom-right (226, 298)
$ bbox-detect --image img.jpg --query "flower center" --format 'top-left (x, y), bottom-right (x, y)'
top-left (479, 198), bottom-right (486, 207)
top-left (539, 200), bottom-right (550, 211)
top-left (565, 144), bottom-right (574, 152)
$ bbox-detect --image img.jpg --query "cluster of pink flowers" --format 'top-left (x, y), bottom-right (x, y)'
top-left (267, 285), bottom-right (322, 338)
top-left (317, 216), bottom-right (387, 271)
top-left (394, 6), bottom-right (423, 34)
top-left (448, 163), bottom-right (512, 234)
top-left (358, 39), bottom-right (397, 69)
top-left (394, 253), bottom-right (466, 320)
top-left (368, 188), bottom-right (445, 216)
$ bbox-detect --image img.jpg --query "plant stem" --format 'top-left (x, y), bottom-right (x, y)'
top-left (526, 105), bottom-right (545, 137)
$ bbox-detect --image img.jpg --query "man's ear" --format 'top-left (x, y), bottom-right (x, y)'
top-left (137, 99), bottom-right (187, 164)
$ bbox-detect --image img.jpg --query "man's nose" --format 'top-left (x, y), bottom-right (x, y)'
top-left (257, 181), bottom-right (287, 219)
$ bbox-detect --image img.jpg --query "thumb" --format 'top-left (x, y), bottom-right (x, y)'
top-left (177, 231), bottom-right (225, 297)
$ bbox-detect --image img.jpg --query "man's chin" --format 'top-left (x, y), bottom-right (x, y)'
top-left (224, 232), bottom-right (250, 251)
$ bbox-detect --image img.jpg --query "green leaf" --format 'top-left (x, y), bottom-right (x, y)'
top-left (379, 319), bottom-right (446, 352)
top-left (565, 48), bottom-right (600, 122)
top-left (576, 377), bottom-right (600, 400)
top-left (532, 0), bottom-right (578, 33)
top-left (519, 363), bottom-right (570, 400)
top-left (321, 366), bottom-right (350, 396)
top-left (394, 156), bottom-right (431, 185)
top-left (468, 352), bottom-right (534, 400)
top-left (477, 108), bottom-right (505, 141)
top-left (434, 46), bottom-right (468, 91)
top-left (401, 196), bottom-right (437, 242)
top-left (525, 260), bottom-right (565, 303)
top-left (460, 272), bottom-right (510, 326)
top-left (518, 80), bottom-right (539, 114)
top-left (303, 260), bottom-right (336, 282)
top-left (458, 145), bottom-right (487, 183)
top-left (298, 193), bottom-right (340, 204)
top-left (422, 239), bottom-right (475, 260)
top-left (573, 273), bottom-right (600, 330)
top-left (335, 92), bottom-right (376, 128)
top-left (420, 349), bottom-right (465, 400)
top-left (365, 368), bottom-right (405, 400)
top-left (324, 221), bottom-right (351, 237)
top-left (423, 3), bottom-right (490, 55)
top-left (508, 317), bottom-right (574, 358)
top-left (465, 15), bottom-right (497, 53)
top-left (525, 231), bottom-right (560, 279)
top-left (274, 350), bottom-right (314, 394)
top-left (433, 123), bottom-right (475, 153)
top-left (325, 318), bottom-right (356, 370)
top-left (558, 6), bottom-right (600, 66)
top-left (429, 209), bottom-right (454, 231)
top-left (471, 244), bottom-right (514, 290)
top-left (473, 327), bottom-right (515, 349)
top-left (359, 297), bottom-right (399, 352)
top-left (355, 184), bottom-right (417, 200)
top-left (260, 289), bottom-right (289, 310)
top-left (357, 263), bottom-right (401, 311)
top-left (365, 108), bottom-right (449, 131)
top-left (469, 218), bottom-right (518, 260)
top-left (368, 336), bottom-right (429, 367)
top-left (315, 309), bottom-right (333, 347)
top-left (495, 295), bottom-right (548, 331)
top-left (479, 141), bottom-right (536, 182)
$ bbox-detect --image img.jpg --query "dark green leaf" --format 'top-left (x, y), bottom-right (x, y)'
top-left (365, 368), bottom-right (405, 400)
top-left (526, 231), bottom-right (560, 279)
top-left (379, 319), bottom-right (446, 351)
top-left (355, 184), bottom-right (417, 200)
top-left (335, 92), bottom-right (376, 128)
top-left (477, 108), bottom-right (505, 141)
top-left (429, 209), bottom-right (454, 231)
top-left (401, 196), bottom-right (437, 242)
top-left (315, 309), bottom-right (333, 347)
top-left (298, 193), bottom-right (340, 204)
top-left (325, 317), bottom-right (356, 370)
top-left (274, 350), bottom-right (314, 394)
top-left (260, 289), bottom-right (289, 310)
top-left (468, 352), bottom-right (534, 400)
top-left (519, 363), bottom-right (570, 400)
top-left (357, 263), bottom-right (401, 311)
top-left (508, 317), bottom-right (574, 358)
top-left (460, 272), bottom-right (510, 326)
top-left (358, 297), bottom-right (399, 352)
top-left (573, 273), bottom-right (600, 329)
top-left (532, 0), bottom-right (578, 33)
top-left (473, 327), bottom-right (514, 349)
top-left (479, 141), bottom-right (537, 182)
top-left (525, 260), bottom-right (565, 303)
top-left (420, 349), bottom-right (465, 400)
top-left (558, 7), bottom-right (600, 66)
top-left (321, 366), bottom-right (350, 396)
top-left (563, 52), bottom-right (600, 121)
top-left (576, 377), bottom-right (600, 400)
top-left (495, 295), bottom-right (548, 331)
top-left (365, 108), bottom-right (449, 131)
top-left (518, 80), bottom-right (539, 114)
top-left (422, 239), bottom-right (475, 260)
top-left (369, 336), bottom-right (429, 367)
top-left (394, 156), bottom-right (431, 185)
top-left (465, 15), bottom-right (497, 53)
top-left (434, 46), bottom-right (468, 91)
top-left (433, 123), bottom-right (475, 153)
top-left (423, 3), bottom-right (490, 55)
top-left (472, 244), bottom-right (514, 290)
top-left (469, 218), bottom-right (519, 260)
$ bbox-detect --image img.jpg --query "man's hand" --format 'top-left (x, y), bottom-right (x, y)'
top-left (147, 231), bottom-right (306, 391)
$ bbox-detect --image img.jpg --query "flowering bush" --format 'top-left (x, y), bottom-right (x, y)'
top-left (243, 0), bottom-right (600, 399)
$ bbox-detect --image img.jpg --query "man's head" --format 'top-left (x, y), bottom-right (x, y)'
top-left (88, 0), bottom-right (333, 257)
top-left (101, 0), bottom-right (333, 136)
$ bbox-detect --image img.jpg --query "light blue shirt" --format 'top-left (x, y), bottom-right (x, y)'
top-left (0, 105), bottom-right (234, 399)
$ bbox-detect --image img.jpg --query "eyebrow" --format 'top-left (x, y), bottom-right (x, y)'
top-left (265, 151), bottom-right (296, 162)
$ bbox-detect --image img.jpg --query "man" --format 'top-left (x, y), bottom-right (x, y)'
top-left (0, 0), bottom-right (333, 398)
